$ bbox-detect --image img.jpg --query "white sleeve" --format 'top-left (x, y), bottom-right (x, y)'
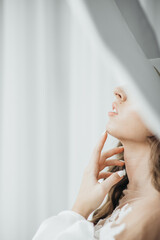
top-left (32, 210), bottom-right (95, 240)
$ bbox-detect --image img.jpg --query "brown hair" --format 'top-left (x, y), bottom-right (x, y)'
top-left (89, 66), bottom-right (160, 226)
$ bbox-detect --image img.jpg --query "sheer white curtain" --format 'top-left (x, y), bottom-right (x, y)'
top-left (0, 0), bottom-right (123, 239)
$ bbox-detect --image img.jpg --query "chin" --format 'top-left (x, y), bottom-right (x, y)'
top-left (106, 123), bottom-right (122, 140)
top-left (106, 125), bottom-right (116, 137)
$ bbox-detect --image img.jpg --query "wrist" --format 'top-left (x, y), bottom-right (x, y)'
top-left (71, 205), bottom-right (91, 220)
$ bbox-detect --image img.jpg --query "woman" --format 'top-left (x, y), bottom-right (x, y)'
top-left (32, 67), bottom-right (160, 240)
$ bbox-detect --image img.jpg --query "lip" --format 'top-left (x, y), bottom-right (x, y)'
top-left (108, 112), bottom-right (118, 116)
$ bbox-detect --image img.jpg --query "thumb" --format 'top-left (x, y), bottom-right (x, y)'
top-left (101, 169), bottom-right (126, 193)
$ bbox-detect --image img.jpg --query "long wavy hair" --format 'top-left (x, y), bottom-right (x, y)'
top-left (89, 66), bottom-right (160, 226)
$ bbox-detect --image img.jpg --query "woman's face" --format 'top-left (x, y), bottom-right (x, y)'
top-left (106, 85), bottom-right (153, 142)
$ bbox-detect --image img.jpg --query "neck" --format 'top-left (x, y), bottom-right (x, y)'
top-left (120, 139), bottom-right (160, 201)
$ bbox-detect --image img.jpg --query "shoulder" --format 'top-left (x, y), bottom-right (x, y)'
top-left (110, 199), bottom-right (160, 240)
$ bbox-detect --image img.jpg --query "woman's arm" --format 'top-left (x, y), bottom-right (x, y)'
top-left (32, 130), bottom-right (125, 240)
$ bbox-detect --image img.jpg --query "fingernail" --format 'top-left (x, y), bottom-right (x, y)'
top-left (119, 160), bottom-right (125, 162)
top-left (117, 169), bottom-right (126, 177)
top-left (101, 130), bottom-right (107, 135)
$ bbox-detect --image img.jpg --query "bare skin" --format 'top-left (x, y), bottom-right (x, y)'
top-left (72, 85), bottom-right (160, 220)
top-left (106, 85), bottom-right (160, 202)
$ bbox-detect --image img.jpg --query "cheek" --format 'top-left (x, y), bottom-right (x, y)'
top-left (131, 112), bottom-right (153, 139)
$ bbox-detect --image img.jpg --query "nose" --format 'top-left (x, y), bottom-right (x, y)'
top-left (113, 87), bottom-right (127, 102)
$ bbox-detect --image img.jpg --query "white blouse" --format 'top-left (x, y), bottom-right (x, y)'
top-left (32, 203), bottom-right (132, 240)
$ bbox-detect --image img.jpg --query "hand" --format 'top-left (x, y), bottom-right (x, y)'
top-left (71, 130), bottom-right (125, 219)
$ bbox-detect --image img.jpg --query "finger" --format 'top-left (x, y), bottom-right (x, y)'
top-left (98, 171), bottom-right (113, 180)
top-left (88, 130), bottom-right (108, 166)
top-left (99, 147), bottom-right (124, 165)
top-left (95, 130), bottom-right (108, 153)
top-left (99, 159), bottom-right (125, 171)
top-left (100, 169), bottom-right (126, 193)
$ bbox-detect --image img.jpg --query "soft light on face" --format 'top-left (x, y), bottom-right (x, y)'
top-left (106, 85), bottom-right (153, 142)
